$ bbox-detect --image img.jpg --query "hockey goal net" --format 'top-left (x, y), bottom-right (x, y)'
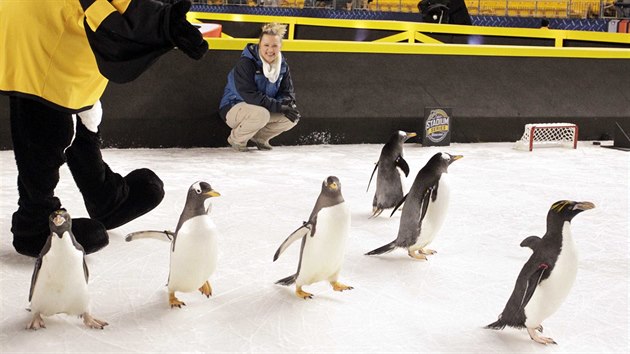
top-left (514, 123), bottom-right (579, 151)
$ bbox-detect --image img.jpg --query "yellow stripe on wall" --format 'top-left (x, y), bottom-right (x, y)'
top-left (205, 38), bottom-right (630, 59)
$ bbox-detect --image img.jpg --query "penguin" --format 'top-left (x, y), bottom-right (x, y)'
top-left (367, 130), bottom-right (416, 218)
top-left (365, 152), bottom-right (462, 260)
top-left (273, 176), bottom-right (353, 299)
top-left (486, 200), bottom-right (595, 345)
top-left (27, 209), bottom-right (108, 330)
top-left (125, 181), bottom-right (221, 308)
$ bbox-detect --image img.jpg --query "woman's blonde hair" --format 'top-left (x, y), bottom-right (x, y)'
top-left (260, 23), bottom-right (287, 40)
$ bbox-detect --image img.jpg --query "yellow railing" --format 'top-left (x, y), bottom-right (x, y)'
top-left (189, 12), bottom-right (630, 58)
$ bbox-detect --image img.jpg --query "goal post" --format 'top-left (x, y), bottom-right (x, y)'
top-left (514, 123), bottom-right (579, 151)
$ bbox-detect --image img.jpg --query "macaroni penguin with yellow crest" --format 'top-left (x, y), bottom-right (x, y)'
top-left (486, 200), bottom-right (595, 345)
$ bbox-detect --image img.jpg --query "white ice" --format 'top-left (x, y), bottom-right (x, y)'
top-left (0, 142), bottom-right (628, 353)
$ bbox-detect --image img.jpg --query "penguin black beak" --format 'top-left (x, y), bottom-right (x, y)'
top-left (574, 201), bottom-right (595, 211)
top-left (53, 215), bottom-right (66, 227)
top-left (205, 190), bottom-right (221, 197)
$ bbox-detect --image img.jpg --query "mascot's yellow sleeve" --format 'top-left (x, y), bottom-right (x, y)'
top-left (0, 0), bottom-right (187, 112)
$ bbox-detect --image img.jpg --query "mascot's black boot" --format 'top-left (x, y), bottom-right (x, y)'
top-left (65, 119), bottom-right (165, 230)
top-left (9, 97), bottom-right (109, 257)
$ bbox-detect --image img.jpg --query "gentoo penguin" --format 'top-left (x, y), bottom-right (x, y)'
top-left (27, 209), bottom-right (108, 330)
top-left (125, 181), bottom-right (221, 308)
top-left (273, 176), bottom-right (353, 299)
top-left (365, 152), bottom-right (462, 260)
top-left (367, 130), bottom-right (416, 218)
top-left (486, 200), bottom-right (595, 345)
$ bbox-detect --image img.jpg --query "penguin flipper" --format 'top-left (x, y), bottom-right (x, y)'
top-left (365, 240), bottom-right (397, 256)
top-left (366, 161), bottom-right (379, 192)
top-left (28, 256), bottom-right (43, 302)
top-left (275, 274), bottom-right (297, 286)
top-left (490, 258), bottom-right (554, 329)
top-left (389, 194), bottom-right (408, 217)
top-left (124, 230), bottom-right (175, 242)
top-left (520, 236), bottom-right (542, 251)
top-left (519, 263), bottom-right (551, 310)
top-left (273, 224), bottom-right (311, 262)
top-left (83, 259), bottom-right (89, 284)
top-left (395, 155), bottom-right (410, 177)
top-left (28, 235), bottom-right (52, 302)
top-left (419, 187), bottom-right (433, 222)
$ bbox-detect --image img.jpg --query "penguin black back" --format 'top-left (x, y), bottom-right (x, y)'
top-left (395, 152), bottom-right (460, 248)
top-left (366, 152), bottom-right (462, 257)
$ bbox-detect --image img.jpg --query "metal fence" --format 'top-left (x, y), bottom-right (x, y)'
top-left (192, 0), bottom-right (626, 18)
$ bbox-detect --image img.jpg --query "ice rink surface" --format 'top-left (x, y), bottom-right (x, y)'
top-left (0, 142), bottom-right (628, 353)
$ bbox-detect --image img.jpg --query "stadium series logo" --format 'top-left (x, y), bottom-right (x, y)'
top-left (425, 109), bottom-right (450, 143)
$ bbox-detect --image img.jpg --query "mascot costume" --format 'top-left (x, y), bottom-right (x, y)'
top-left (0, 0), bottom-right (208, 257)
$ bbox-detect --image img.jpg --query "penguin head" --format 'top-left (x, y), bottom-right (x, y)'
top-left (387, 131), bottom-right (417, 146)
top-left (188, 181), bottom-right (221, 202)
top-left (49, 209), bottom-right (71, 238)
top-left (397, 130), bottom-right (417, 143)
top-left (549, 200), bottom-right (596, 222)
top-left (322, 176), bottom-right (342, 194)
top-left (443, 152), bottom-right (463, 165)
top-left (427, 152), bottom-right (463, 173)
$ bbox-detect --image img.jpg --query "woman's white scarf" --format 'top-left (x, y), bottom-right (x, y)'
top-left (261, 51), bottom-right (282, 83)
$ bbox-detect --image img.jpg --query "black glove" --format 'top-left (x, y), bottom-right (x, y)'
top-left (281, 103), bottom-right (301, 123)
top-left (281, 98), bottom-right (295, 106)
top-left (168, 1), bottom-right (208, 60)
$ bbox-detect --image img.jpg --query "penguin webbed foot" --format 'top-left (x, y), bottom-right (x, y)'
top-left (295, 287), bottom-right (314, 300)
top-left (368, 206), bottom-right (385, 219)
top-left (26, 313), bottom-right (45, 330)
top-left (527, 327), bottom-right (557, 345)
top-left (82, 313), bottom-right (109, 329)
top-left (408, 250), bottom-right (428, 260)
top-left (331, 281), bottom-right (353, 292)
top-left (369, 208), bottom-right (384, 219)
top-left (199, 281), bottom-right (213, 298)
top-left (420, 248), bottom-right (437, 255)
top-left (169, 292), bottom-right (186, 308)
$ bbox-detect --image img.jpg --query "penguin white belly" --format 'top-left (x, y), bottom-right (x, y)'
top-left (414, 175), bottom-right (451, 249)
top-left (168, 215), bottom-right (218, 293)
top-left (524, 223), bottom-right (578, 327)
top-left (297, 203), bottom-right (350, 286)
top-left (30, 237), bottom-right (89, 316)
